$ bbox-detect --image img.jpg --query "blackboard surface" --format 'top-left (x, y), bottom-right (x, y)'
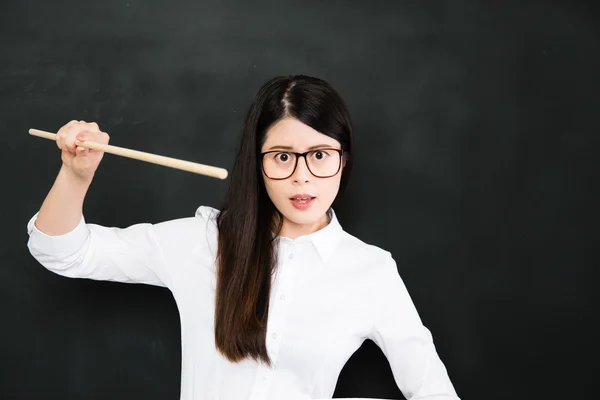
top-left (1, 0), bottom-right (598, 399)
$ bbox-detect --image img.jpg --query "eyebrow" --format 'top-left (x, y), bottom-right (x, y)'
top-left (266, 144), bottom-right (337, 151)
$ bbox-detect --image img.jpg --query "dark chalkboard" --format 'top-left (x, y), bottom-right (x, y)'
top-left (1, 0), bottom-right (598, 399)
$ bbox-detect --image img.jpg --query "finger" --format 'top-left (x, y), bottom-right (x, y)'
top-left (78, 130), bottom-right (109, 145)
top-left (62, 120), bottom-right (79, 131)
top-left (76, 145), bottom-right (89, 156)
top-left (75, 132), bottom-right (91, 148)
top-left (65, 127), bottom-right (90, 153)
top-left (56, 120), bottom-right (78, 149)
top-left (65, 122), bottom-right (93, 150)
top-left (86, 121), bottom-right (100, 132)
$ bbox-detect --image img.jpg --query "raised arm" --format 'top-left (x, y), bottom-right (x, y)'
top-left (27, 120), bottom-right (172, 287)
top-left (35, 120), bottom-right (108, 236)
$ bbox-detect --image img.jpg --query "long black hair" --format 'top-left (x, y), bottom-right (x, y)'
top-left (214, 75), bottom-right (354, 365)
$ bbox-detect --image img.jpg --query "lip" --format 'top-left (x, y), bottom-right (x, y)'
top-left (289, 194), bottom-right (315, 200)
top-left (289, 196), bottom-right (316, 210)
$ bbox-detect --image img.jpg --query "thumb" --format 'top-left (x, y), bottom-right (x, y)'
top-left (75, 133), bottom-right (88, 155)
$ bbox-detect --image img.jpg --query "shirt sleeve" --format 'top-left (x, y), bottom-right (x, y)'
top-left (369, 255), bottom-right (460, 400)
top-left (26, 211), bottom-right (177, 288)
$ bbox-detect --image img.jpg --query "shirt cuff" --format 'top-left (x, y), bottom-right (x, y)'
top-left (26, 211), bottom-right (90, 257)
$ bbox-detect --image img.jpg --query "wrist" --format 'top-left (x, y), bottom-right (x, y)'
top-left (59, 164), bottom-right (94, 188)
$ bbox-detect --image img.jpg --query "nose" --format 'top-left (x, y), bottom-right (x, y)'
top-left (291, 155), bottom-right (311, 182)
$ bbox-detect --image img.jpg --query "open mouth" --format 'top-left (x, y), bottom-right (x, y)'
top-left (289, 195), bottom-right (316, 210)
top-left (289, 196), bottom-right (316, 204)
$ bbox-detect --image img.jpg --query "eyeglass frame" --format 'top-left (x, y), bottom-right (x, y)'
top-left (260, 148), bottom-right (345, 180)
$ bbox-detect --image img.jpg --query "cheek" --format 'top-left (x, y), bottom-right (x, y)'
top-left (318, 176), bottom-right (342, 202)
top-left (330, 179), bottom-right (342, 198)
top-left (263, 179), bottom-right (284, 202)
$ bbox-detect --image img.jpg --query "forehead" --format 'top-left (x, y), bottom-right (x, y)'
top-left (262, 117), bottom-right (340, 151)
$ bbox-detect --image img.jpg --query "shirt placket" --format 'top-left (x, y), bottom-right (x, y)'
top-left (248, 240), bottom-right (298, 400)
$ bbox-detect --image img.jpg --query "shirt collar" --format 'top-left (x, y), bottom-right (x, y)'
top-left (277, 208), bottom-right (344, 266)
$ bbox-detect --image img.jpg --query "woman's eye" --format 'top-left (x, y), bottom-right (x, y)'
top-left (276, 153), bottom-right (291, 162)
top-left (312, 150), bottom-right (328, 160)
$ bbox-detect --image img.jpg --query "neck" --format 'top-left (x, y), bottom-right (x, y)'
top-left (278, 211), bottom-right (330, 240)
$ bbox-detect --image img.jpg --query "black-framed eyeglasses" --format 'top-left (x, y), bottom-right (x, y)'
top-left (260, 148), bottom-right (344, 180)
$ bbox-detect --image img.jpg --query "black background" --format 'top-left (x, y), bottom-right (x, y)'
top-left (1, 0), bottom-right (598, 399)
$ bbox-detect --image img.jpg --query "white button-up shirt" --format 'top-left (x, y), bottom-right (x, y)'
top-left (26, 206), bottom-right (459, 400)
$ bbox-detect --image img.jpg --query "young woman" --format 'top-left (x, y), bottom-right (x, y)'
top-left (27, 75), bottom-right (460, 400)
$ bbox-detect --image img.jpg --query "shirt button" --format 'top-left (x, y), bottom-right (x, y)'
top-left (289, 253), bottom-right (294, 259)
top-left (272, 332), bottom-right (277, 339)
top-left (279, 294), bottom-right (285, 301)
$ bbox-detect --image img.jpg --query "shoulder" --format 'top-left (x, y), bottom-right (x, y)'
top-left (152, 205), bottom-right (219, 233)
top-left (194, 205), bottom-right (220, 223)
top-left (336, 229), bottom-right (395, 272)
top-left (335, 232), bottom-right (414, 311)
top-left (151, 205), bottom-right (220, 256)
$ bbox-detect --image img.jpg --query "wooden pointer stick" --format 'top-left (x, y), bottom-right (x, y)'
top-left (29, 128), bottom-right (228, 180)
